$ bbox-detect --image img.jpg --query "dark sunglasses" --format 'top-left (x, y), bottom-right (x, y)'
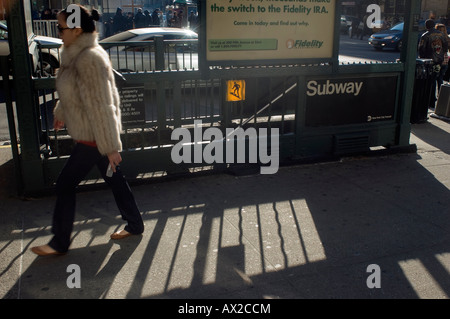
top-left (57, 25), bottom-right (71, 33)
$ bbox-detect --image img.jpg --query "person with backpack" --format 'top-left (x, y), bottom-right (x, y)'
top-left (418, 19), bottom-right (449, 109)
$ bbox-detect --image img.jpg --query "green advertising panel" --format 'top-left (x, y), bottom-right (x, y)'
top-left (201, 0), bottom-right (338, 66)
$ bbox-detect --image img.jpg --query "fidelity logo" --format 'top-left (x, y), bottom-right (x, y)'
top-left (286, 39), bottom-right (324, 49)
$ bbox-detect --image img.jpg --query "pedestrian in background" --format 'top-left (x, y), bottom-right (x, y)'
top-left (126, 12), bottom-right (134, 30)
top-left (113, 7), bottom-right (127, 34)
top-left (134, 8), bottom-right (146, 28)
top-left (381, 17), bottom-right (390, 30)
top-left (188, 11), bottom-right (198, 32)
top-left (151, 8), bottom-right (161, 27)
top-left (103, 17), bottom-right (113, 38)
top-left (166, 10), bottom-right (173, 27)
top-left (350, 16), bottom-right (361, 38)
top-left (144, 10), bottom-right (152, 27)
top-left (418, 19), bottom-right (449, 109)
top-left (435, 23), bottom-right (450, 93)
top-left (31, 4), bottom-right (144, 256)
top-left (170, 11), bottom-right (178, 28)
top-left (41, 8), bottom-right (53, 20)
top-left (172, 10), bottom-right (183, 28)
top-left (360, 14), bottom-right (369, 40)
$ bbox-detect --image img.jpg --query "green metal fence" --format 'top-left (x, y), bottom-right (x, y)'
top-left (32, 53), bottom-right (411, 192)
top-left (4, 0), bottom-right (421, 195)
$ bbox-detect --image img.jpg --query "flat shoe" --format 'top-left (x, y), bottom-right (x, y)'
top-left (110, 230), bottom-right (132, 240)
top-left (31, 245), bottom-right (65, 256)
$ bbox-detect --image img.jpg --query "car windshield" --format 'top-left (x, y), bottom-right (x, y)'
top-left (102, 31), bottom-right (136, 42)
top-left (391, 23), bottom-right (403, 31)
top-left (132, 32), bottom-right (197, 42)
top-left (102, 30), bottom-right (197, 42)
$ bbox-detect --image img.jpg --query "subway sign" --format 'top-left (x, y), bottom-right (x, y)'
top-left (305, 75), bottom-right (398, 127)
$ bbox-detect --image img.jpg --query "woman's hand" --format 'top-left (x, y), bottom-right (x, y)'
top-left (107, 151), bottom-right (122, 173)
top-left (53, 118), bottom-right (65, 131)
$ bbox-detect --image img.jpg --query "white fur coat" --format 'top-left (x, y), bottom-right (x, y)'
top-left (54, 32), bottom-right (122, 155)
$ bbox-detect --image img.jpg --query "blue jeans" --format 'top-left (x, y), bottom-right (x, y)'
top-left (49, 143), bottom-right (144, 253)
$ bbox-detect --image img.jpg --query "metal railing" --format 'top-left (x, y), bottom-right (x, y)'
top-left (3, 0), bottom-right (421, 195)
top-left (33, 37), bottom-right (199, 78)
top-left (27, 32), bottom-right (411, 192)
top-left (34, 38), bottom-right (205, 159)
top-left (33, 20), bottom-right (104, 39)
top-left (101, 38), bottom-right (198, 72)
top-left (33, 20), bottom-right (58, 38)
top-left (32, 37), bottom-right (304, 187)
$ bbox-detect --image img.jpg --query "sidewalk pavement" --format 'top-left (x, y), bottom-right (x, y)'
top-left (0, 113), bottom-right (449, 300)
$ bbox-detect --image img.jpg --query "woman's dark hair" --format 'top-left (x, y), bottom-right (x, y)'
top-left (59, 4), bottom-right (100, 33)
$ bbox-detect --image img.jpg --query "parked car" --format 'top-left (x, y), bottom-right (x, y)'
top-left (368, 22), bottom-right (404, 51)
top-left (0, 22), bottom-right (62, 76)
top-left (99, 27), bottom-right (198, 72)
top-left (33, 34), bottom-right (62, 76)
top-left (0, 22), bottom-right (9, 56)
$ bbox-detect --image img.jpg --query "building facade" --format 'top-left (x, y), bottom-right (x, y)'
top-left (342, 0), bottom-right (450, 22)
top-left (12, 0), bottom-right (450, 27)
top-left (421, 0), bottom-right (450, 19)
top-left (32, 0), bottom-right (170, 16)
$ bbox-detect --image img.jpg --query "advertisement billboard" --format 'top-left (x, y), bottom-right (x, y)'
top-left (202, 0), bottom-right (337, 65)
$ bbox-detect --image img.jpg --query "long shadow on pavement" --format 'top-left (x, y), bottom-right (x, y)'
top-left (2, 152), bottom-right (450, 299)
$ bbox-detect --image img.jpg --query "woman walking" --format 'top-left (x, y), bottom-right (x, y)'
top-left (31, 5), bottom-right (144, 256)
